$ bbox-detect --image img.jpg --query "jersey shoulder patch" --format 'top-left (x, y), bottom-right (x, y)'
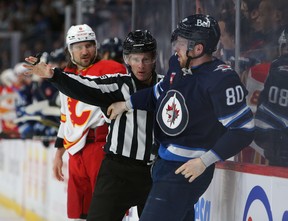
top-left (214, 64), bottom-right (233, 72)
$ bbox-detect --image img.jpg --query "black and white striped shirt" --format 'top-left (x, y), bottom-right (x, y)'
top-left (50, 68), bottom-right (157, 162)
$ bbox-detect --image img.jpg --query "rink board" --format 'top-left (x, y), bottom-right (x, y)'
top-left (0, 139), bottom-right (288, 221)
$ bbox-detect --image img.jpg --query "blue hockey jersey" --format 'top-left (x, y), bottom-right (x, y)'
top-left (130, 55), bottom-right (255, 163)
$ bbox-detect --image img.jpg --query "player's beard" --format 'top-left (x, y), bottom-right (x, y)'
top-left (76, 56), bottom-right (95, 68)
top-left (177, 54), bottom-right (187, 68)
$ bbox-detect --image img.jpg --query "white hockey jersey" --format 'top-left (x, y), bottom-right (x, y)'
top-left (58, 92), bottom-right (106, 154)
top-left (56, 60), bottom-right (126, 155)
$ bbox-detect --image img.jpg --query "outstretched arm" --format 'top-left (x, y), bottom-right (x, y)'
top-left (24, 56), bottom-right (55, 78)
top-left (23, 56), bottom-right (128, 108)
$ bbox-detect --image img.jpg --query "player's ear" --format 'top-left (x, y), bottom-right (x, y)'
top-left (194, 44), bottom-right (204, 55)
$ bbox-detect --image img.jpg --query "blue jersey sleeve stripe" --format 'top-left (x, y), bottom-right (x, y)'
top-left (219, 105), bottom-right (251, 127)
top-left (225, 109), bottom-right (251, 127)
top-left (158, 145), bottom-right (208, 162)
top-left (239, 118), bottom-right (255, 130)
top-left (169, 143), bottom-right (207, 151)
top-left (218, 104), bottom-right (247, 120)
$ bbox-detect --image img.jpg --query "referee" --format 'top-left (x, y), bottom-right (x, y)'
top-left (24, 30), bottom-right (159, 221)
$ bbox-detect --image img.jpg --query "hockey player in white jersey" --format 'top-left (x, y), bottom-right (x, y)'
top-left (51, 24), bottom-right (126, 220)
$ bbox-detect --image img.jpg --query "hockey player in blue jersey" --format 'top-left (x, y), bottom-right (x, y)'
top-left (254, 27), bottom-right (288, 167)
top-left (107, 14), bottom-right (255, 221)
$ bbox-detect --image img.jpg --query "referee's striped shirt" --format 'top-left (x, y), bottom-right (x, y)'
top-left (50, 68), bottom-right (157, 162)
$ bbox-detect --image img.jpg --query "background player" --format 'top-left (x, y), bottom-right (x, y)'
top-left (254, 26), bottom-right (288, 167)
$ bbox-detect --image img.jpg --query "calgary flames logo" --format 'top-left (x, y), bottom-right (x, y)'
top-left (68, 97), bottom-right (91, 126)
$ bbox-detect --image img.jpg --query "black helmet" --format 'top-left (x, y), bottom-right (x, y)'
top-left (123, 30), bottom-right (157, 55)
top-left (172, 14), bottom-right (220, 54)
top-left (100, 37), bottom-right (123, 60)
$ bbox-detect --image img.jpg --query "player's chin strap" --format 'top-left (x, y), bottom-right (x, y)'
top-left (182, 50), bottom-right (205, 75)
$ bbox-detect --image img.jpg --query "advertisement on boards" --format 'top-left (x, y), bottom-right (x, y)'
top-left (196, 165), bottom-right (288, 221)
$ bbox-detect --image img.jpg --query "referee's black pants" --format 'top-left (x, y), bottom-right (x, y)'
top-left (87, 154), bottom-right (152, 221)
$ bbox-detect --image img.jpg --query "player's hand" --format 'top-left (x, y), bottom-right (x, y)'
top-left (175, 158), bottom-right (206, 183)
top-left (52, 148), bottom-right (65, 181)
top-left (23, 56), bottom-right (54, 78)
top-left (107, 101), bottom-right (127, 120)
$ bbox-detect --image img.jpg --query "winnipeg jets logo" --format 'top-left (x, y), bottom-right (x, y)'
top-left (278, 65), bottom-right (288, 72)
top-left (166, 93), bottom-right (180, 126)
top-left (214, 64), bottom-right (233, 72)
top-left (156, 90), bottom-right (188, 136)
